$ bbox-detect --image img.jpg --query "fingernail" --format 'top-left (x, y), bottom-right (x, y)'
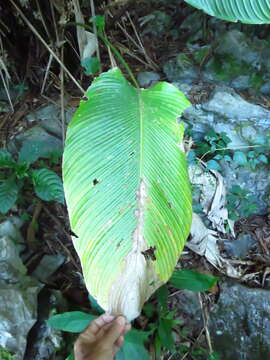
top-left (103, 314), bottom-right (115, 322)
top-left (116, 316), bottom-right (125, 326)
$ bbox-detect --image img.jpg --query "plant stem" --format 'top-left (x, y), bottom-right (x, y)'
top-left (70, 22), bottom-right (139, 88)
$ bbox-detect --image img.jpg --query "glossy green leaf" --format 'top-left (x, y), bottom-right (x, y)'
top-left (184, 0), bottom-right (270, 24)
top-left (66, 353), bottom-right (74, 360)
top-left (31, 168), bottom-right (64, 204)
top-left (116, 330), bottom-right (151, 360)
top-left (233, 151), bottom-right (248, 166)
top-left (158, 318), bottom-right (175, 351)
top-left (207, 159), bottom-right (221, 171)
top-left (81, 57), bottom-right (100, 76)
top-left (170, 269), bottom-right (218, 292)
top-left (63, 68), bottom-right (192, 320)
top-left (0, 150), bottom-right (16, 168)
top-left (47, 311), bottom-right (96, 333)
top-left (0, 180), bottom-right (18, 214)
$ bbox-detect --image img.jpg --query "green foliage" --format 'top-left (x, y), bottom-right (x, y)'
top-left (31, 169), bottom-right (64, 204)
top-left (116, 330), bottom-right (151, 360)
top-left (90, 15), bottom-right (105, 33)
top-left (81, 57), bottom-right (100, 76)
top-left (233, 151), bottom-right (248, 166)
top-left (48, 310), bottom-right (151, 360)
top-left (0, 145), bottom-right (64, 214)
top-left (187, 127), bottom-right (270, 172)
top-left (227, 185), bottom-right (257, 220)
top-left (142, 270), bottom-right (218, 356)
top-left (170, 269), bottom-right (218, 292)
top-left (0, 347), bottom-right (14, 360)
top-left (184, 0), bottom-right (270, 24)
top-left (194, 128), bottom-right (232, 159)
top-left (47, 311), bottom-right (96, 333)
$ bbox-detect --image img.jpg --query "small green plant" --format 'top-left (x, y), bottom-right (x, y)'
top-left (0, 141), bottom-right (64, 214)
top-left (227, 185), bottom-right (257, 220)
top-left (47, 270), bottom-right (218, 360)
top-left (0, 347), bottom-right (14, 360)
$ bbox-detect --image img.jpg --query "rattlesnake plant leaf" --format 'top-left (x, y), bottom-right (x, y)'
top-left (63, 68), bottom-right (192, 321)
top-left (184, 0), bottom-right (270, 24)
top-left (31, 168), bottom-right (64, 204)
top-left (0, 150), bottom-right (16, 168)
top-left (0, 179), bottom-right (18, 214)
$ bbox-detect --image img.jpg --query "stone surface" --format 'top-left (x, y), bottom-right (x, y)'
top-left (24, 289), bottom-right (65, 360)
top-left (8, 125), bottom-right (62, 157)
top-left (0, 231), bottom-right (41, 359)
top-left (179, 85), bottom-right (270, 213)
top-left (32, 254), bottom-right (65, 283)
top-left (210, 280), bottom-right (270, 360)
top-left (137, 72), bottom-right (160, 88)
top-left (164, 28), bottom-right (270, 93)
top-left (223, 233), bottom-right (257, 258)
top-left (26, 103), bottom-right (75, 138)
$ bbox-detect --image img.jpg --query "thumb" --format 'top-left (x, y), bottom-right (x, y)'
top-left (103, 316), bottom-right (126, 346)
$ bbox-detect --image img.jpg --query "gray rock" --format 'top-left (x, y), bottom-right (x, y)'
top-left (24, 289), bottom-right (66, 360)
top-left (8, 125), bottom-right (62, 156)
top-left (210, 280), bottom-right (270, 360)
top-left (32, 254), bottom-right (65, 283)
top-left (174, 290), bottom-right (202, 331)
top-left (0, 235), bottom-right (41, 359)
top-left (26, 104), bottom-right (75, 138)
top-left (223, 233), bottom-right (257, 258)
top-left (179, 85), bottom-right (270, 212)
top-left (137, 72), bottom-right (160, 88)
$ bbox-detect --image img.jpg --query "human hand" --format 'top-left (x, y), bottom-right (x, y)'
top-left (74, 314), bottom-right (131, 360)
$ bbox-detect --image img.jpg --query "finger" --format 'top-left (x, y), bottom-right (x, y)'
top-left (122, 323), bottom-right (131, 335)
top-left (115, 335), bottom-right (124, 349)
top-left (80, 313), bottom-right (115, 341)
top-left (103, 316), bottom-right (126, 346)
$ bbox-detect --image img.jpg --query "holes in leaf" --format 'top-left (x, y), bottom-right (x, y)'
top-left (93, 178), bottom-right (99, 186)
top-left (129, 152), bottom-right (134, 156)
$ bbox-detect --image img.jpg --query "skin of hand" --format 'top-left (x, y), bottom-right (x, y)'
top-left (74, 314), bottom-right (131, 360)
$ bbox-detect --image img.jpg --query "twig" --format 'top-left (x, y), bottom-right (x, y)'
top-left (0, 54), bottom-right (14, 112)
top-left (0, 68), bottom-right (14, 112)
top-left (60, 41), bottom-right (66, 146)
top-left (200, 144), bottom-right (266, 161)
top-left (42, 204), bottom-right (81, 271)
top-left (90, 0), bottom-right (101, 70)
top-left (41, 53), bottom-right (53, 94)
top-left (126, 11), bottom-right (158, 71)
top-left (8, 0), bottom-right (85, 94)
top-left (35, 0), bottom-right (51, 39)
top-left (198, 293), bottom-right (213, 354)
top-left (71, 22), bottom-right (139, 88)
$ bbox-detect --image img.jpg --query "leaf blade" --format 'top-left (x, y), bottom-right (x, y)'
top-left (170, 269), bottom-right (219, 292)
top-left (63, 68), bottom-right (192, 320)
top-left (184, 0), bottom-right (270, 24)
top-left (47, 311), bottom-right (95, 333)
top-left (31, 168), bottom-right (64, 204)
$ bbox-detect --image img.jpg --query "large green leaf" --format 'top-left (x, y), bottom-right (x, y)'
top-left (47, 311), bottom-right (96, 333)
top-left (63, 68), bottom-right (192, 321)
top-left (170, 269), bottom-right (219, 292)
top-left (184, 0), bottom-right (270, 24)
top-left (116, 329), bottom-right (151, 360)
